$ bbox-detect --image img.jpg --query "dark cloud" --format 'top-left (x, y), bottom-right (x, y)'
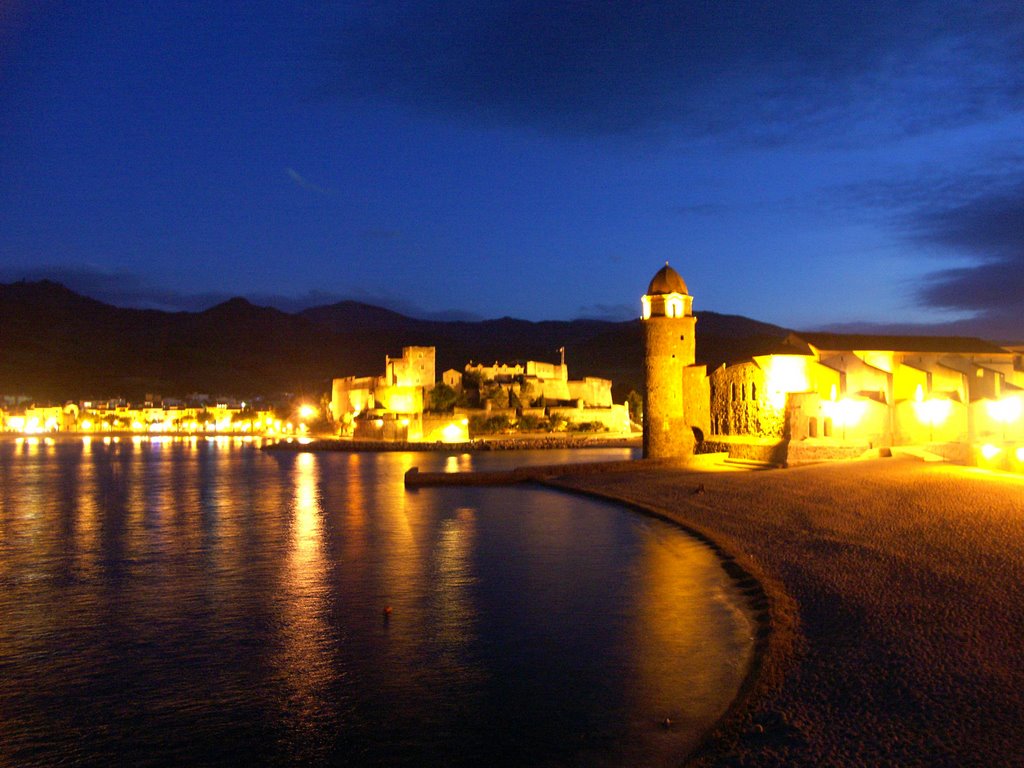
top-left (815, 318), bottom-right (1022, 344)
top-left (0, 265), bottom-right (227, 311)
top-left (913, 184), bottom-right (1024, 333)
top-left (574, 302), bottom-right (635, 321)
top-left (832, 154), bottom-right (1024, 340)
top-left (0, 265), bottom-right (482, 320)
top-left (325, 1), bottom-right (1023, 141)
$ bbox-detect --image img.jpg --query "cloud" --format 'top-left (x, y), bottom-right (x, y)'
top-left (574, 302), bottom-right (635, 321)
top-left (324, 1), bottom-right (1024, 141)
top-left (285, 167), bottom-right (334, 195)
top-left (0, 264), bottom-right (484, 320)
top-left (912, 182), bottom-right (1024, 325)
top-left (843, 161), bottom-right (1024, 340)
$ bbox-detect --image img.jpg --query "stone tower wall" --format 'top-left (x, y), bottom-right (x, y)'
top-left (643, 314), bottom-right (696, 458)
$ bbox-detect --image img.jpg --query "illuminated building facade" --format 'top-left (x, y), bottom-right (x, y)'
top-left (641, 264), bottom-right (709, 458)
top-left (331, 345), bottom-right (631, 440)
top-left (331, 346), bottom-right (469, 442)
top-left (708, 333), bottom-right (1024, 465)
top-left (1, 401), bottom-right (282, 435)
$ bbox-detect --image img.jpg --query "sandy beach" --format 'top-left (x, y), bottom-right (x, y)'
top-left (551, 456), bottom-right (1024, 767)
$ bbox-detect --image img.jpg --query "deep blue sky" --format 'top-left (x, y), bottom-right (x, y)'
top-left (1, 2), bottom-right (1022, 338)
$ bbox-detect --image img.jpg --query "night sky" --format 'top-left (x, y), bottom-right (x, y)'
top-left (1, 2), bottom-right (1022, 338)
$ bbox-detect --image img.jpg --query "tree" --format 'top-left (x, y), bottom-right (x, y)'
top-left (426, 383), bottom-right (458, 413)
top-left (480, 381), bottom-right (506, 406)
top-left (518, 380), bottom-right (535, 406)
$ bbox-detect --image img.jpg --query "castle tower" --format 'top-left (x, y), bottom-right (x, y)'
top-left (642, 263), bottom-right (696, 459)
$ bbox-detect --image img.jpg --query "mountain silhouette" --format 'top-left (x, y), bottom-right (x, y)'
top-left (0, 281), bottom-right (789, 402)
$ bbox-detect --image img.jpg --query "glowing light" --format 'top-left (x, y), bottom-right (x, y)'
top-left (374, 419), bottom-right (384, 428)
top-left (441, 423), bottom-right (467, 443)
top-left (132, 420), bottom-right (144, 431)
top-left (913, 398), bottom-right (952, 427)
top-left (823, 397), bottom-right (867, 428)
top-left (8, 416), bottom-right (25, 431)
top-left (981, 443), bottom-right (1001, 460)
top-left (763, 356), bottom-right (810, 409)
top-left (80, 419), bottom-right (93, 431)
top-left (44, 417), bottom-right (58, 431)
top-left (299, 404), bottom-right (316, 420)
top-left (641, 296), bottom-right (652, 320)
top-left (986, 397), bottom-right (1022, 425)
top-left (400, 418), bottom-right (410, 427)
top-left (1016, 447), bottom-right (1024, 462)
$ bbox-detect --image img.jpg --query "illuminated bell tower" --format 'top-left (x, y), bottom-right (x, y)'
top-left (642, 263), bottom-right (696, 459)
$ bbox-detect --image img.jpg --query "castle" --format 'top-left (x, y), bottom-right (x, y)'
top-left (330, 346), bottom-right (630, 441)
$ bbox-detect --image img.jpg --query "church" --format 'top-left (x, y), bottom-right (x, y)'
top-left (642, 265), bottom-right (1024, 469)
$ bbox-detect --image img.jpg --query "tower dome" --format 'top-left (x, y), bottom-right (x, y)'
top-left (646, 263), bottom-right (688, 296)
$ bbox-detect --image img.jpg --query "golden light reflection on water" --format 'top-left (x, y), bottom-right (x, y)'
top-left (274, 452), bottom-right (332, 729)
top-left (0, 442), bottom-right (752, 767)
top-left (628, 530), bottom-right (754, 741)
top-left (430, 507), bottom-right (479, 667)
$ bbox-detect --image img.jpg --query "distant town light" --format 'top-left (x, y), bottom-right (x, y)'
top-left (1016, 447), bottom-right (1024, 462)
top-left (980, 443), bottom-right (1001, 461)
top-left (299, 404), bottom-right (316, 420)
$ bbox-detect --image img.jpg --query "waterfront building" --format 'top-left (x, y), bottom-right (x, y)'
top-left (707, 332), bottom-right (1024, 466)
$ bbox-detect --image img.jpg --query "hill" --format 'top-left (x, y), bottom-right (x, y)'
top-left (0, 281), bottom-right (789, 401)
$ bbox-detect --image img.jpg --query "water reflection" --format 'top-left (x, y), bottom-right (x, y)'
top-left (0, 441), bottom-right (751, 767)
top-left (273, 452), bottom-right (332, 748)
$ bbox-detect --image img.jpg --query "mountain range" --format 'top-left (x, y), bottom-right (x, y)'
top-left (0, 280), bottom-right (790, 402)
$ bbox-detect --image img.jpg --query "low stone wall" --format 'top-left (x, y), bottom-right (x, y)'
top-left (785, 441), bottom-right (871, 465)
top-left (701, 438), bottom-right (789, 465)
top-left (264, 436), bottom-right (641, 453)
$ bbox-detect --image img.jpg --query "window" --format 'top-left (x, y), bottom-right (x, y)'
top-left (731, 383), bottom-right (736, 402)
top-left (751, 383), bottom-right (757, 400)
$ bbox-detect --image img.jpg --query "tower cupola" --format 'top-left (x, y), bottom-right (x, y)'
top-left (642, 263), bottom-right (693, 319)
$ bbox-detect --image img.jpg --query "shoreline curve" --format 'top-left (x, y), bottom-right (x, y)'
top-left (540, 472), bottom-right (793, 767)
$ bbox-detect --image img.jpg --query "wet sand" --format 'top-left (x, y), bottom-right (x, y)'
top-left (550, 456), bottom-right (1024, 767)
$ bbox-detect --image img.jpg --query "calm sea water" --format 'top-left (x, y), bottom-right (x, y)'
top-left (0, 438), bottom-right (753, 767)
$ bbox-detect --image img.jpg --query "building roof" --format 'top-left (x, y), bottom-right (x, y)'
top-left (755, 332), bottom-right (816, 357)
top-left (798, 333), bottom-right (1011, 355)
top-left (646, 263), bottom-right (688, 296)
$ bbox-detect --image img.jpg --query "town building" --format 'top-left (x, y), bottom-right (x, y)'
top-left (706, 332), bottom-right (1024, 466)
